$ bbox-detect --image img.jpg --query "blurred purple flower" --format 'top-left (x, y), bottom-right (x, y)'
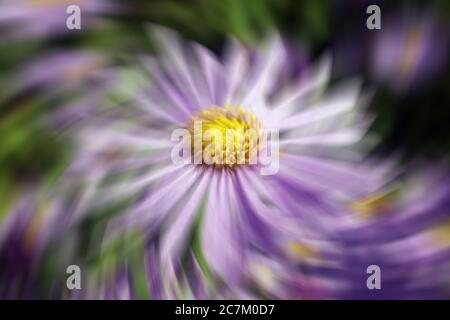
top-left (0, 0), bottom-right (121, 41)
top-left (327, 163), bottom-right (450, 299)
top-left (61, 27), bottom-right (387, 298)
top-left (370, 11), bottom-right (449, 93)
top-left (0, 191), bottom-right (66, 299)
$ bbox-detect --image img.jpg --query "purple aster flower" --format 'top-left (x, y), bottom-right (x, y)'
top-left (60, 27), bottom-right (388, 298)
top-left (1, 49), bottom-right (113, 138)
top-left (0, 0), bottom-right (122, 41)
top-left (323, 163), bottom-right (450, 299)
top-left (370, 11), bottom-right (449, 93)
top-left (0, 191), bottom-right (67, 299)
top-left (9, 50), bottom-right (110, 99)
top-left (22, 51), bottom-right (104, 87)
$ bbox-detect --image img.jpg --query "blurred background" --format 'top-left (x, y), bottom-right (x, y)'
top-left (0, 0), bottom-right (449, 299)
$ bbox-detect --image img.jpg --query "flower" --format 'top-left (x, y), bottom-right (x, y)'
top-left (370, 11), bottom-right (449, 93)
top-left (0, 191), bottom-right (66, 299)
top-left (61, 27), bottom-right (386, 298)
top-left (0, 0), bottom-right (121, 41)
top-left (329, 163), bottom-right (450, 299)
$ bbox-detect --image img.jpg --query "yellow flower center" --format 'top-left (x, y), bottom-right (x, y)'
top-left (187, 106), bottom-right (263, 168)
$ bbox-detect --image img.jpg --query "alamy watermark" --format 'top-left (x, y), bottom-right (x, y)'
top-left (366, 264), bottom-right (381, 290)
top-left (66, 5), bottom-right (81, 30)
top-left (66, 264), bottom-right (81, 290)
top-left (366, 5), bottom-right (381, 30)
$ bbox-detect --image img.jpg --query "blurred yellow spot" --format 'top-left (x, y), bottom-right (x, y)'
top-left (187, 106), bottom-right (262, 168)
top-left (23, 204), bottom-right (48, 251)
top-left (400, 27), bottom-right (424, 78)
top-left (63, 60), bottom-right (100, 82)
top-left (251, 263), bottom-right (277, 290)
top-left (284, 241), bottom-right (318, 261)
top-left (429, 219), bottom-right (450, 248)
top-left (350, 190), bottom-right (396, 217)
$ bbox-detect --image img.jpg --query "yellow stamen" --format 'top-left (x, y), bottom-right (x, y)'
top-left (350, 190), bottom-right (396, 217)
top-left (429, 218), bottom-right (450, 248)
top-left (284, 241), bottom-right (319, 261)
top-left (187, 105), bottom-right (262, 168)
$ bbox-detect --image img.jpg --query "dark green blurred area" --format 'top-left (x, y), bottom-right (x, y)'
top-left (0, 0), bottom-right (449, 211)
